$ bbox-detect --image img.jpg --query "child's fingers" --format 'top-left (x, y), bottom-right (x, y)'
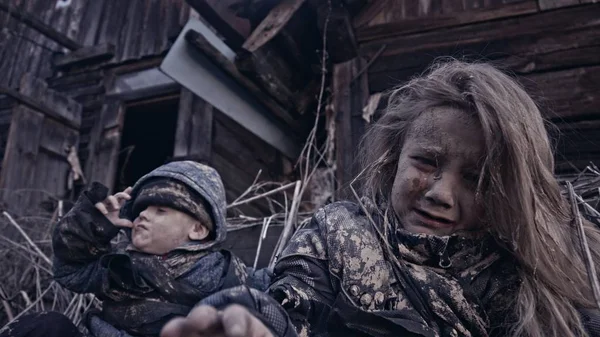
top-left (123, 186), bottom-right (133, 194)
top-left (161, 317), bottom-right (189, 337)
top-left (114, 191), bottom-right (131, 206)
top-left (94, 202), bottom-right (108, 215)
top-left (186, 305), bottom-right (222, 332)
top-left (113, 218), bottom-right (134, 228)
top-left (221, 305), bottom-right (273, 337)
top-left (106, 195), bottom-right (119, 210)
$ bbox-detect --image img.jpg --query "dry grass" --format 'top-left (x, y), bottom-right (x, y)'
top-left (0, 209), bottom-right (100, 329)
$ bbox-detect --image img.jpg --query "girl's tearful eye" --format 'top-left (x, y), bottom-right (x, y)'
top-left (412, 156), bottom-right (437, 169)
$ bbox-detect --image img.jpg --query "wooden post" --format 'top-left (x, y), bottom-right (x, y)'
top-left (0, 74), bottom-right (81, 214)
top-left (86, 100), bottom-right (125, 192)
top-left (173, 88), bottom-right (214, 163)
top-left (0, 0), bottom-right (82, 50)
top-left (332, 57), bottom-right (369, 200)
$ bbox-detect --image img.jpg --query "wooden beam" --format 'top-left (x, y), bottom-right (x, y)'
top-left (332, 57), bottom-right (369, 199)
top-left (242, 0), bottom-right (306, 52)
top-left (310, 0), bottom-right (358, 63)
top-left (0, 0), bottom-right (82, 50)
top-left (52, 44), bottom-right (115, 69)
top-left (0, 87), bottom-right (80, 130)
top-left (352, 0), bottom-right (390, 29)
top-left (186, 0), bottom-right (248, 51)
top-left (538, 0), bottom-right (579, 11)
top-left (356, 1), bottom-right (538, 43)
top-left (107, 67), bottom-right (179, 101)
top-left (173, 88), bottom-right (213, 162)
top-left (184, 29), bottom-right (297, 127)
top-left (160, 18), bottom-right (300, 158)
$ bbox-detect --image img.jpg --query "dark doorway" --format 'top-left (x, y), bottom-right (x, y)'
top-left (114, 97), bottom-right (179, 192)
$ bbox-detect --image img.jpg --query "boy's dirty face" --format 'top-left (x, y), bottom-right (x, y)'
top-left (131, 205), bottom-right (209, 255)
top-left (391, 107), bottom-right (485, 236)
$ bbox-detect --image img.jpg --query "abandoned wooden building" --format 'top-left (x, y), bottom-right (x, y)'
top-left (0, 0), bottom-right (599, 267)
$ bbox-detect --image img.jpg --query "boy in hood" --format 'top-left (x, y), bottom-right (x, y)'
top-left (49, 161), bottom-right (265, 337)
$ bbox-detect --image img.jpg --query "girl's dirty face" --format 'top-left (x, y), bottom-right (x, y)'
top-left (391, 107), bottom-right (485, 236)
top-left (131, 205), bottom-right (204, 255)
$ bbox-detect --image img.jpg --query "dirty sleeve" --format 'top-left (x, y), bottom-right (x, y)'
top-left (267, 214), bottom-right (336, 336)
top-left (51, 182), bottom-right (121, 295)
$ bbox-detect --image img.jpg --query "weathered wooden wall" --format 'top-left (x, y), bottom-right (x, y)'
top-left (350, 0), bottom-right (600, 175)
top-left (0, 0), bottom-right (191, 89)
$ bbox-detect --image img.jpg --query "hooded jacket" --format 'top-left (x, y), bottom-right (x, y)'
top-left (52, 161), bottom-right (265, 337)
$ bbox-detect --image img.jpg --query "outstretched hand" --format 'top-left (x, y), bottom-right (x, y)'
top-left (161, 305), bottom-right (273, 337)
top-left (94, 186), bottom-right (134, 228)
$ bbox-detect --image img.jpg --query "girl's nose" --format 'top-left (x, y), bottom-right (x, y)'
top-left (424, 173), bottom-right (456, 209)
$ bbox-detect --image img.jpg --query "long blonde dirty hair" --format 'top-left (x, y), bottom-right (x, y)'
top-left (359, 59), bottom-right (600, 337)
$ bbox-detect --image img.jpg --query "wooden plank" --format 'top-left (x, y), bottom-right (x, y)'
top-left (502, 45), bottom-right (600, 74)
top-left (356, 0), bottom-right (537, 42)
top-left (213, 111), bottom-right (280, 175)
top-left (48, 70), bottom-right (105, 90)
top-left (78, 0), bottom-right (107, 46)
top-left (140, 0), bottom-right (162, 58)
top-left (186, 0), bottom-right (248, 50)
top-left (39, 118), bottom-right (78, 159)
top-left (0, 86), bottom-right (79, 130)
top-left (309, 0), bottom-right (358, 63)
top-left (211, 152), bottom-right (272, 216)
top-left (361, 3), bottom-right (596, 56)
top-left (86, 101), bottom-right (124, 191)
top-left (242, 0), bottom-right (306, 52)
top-left (120, 0), bottom-right (144, 61)
top-left (235, 48), bottom-right (297, 113)
top-left (353, 0), bottom-right (391, 28)
top-left (212, 116), bottom-right (278, 181)
top-left (333, 57), bottom-right (369, 199)
top-left (19, 73), bottom-right (81, 128)
top-left (183, 29), bottom-right (298, 127)
top-left (365, 4), bottom-right (600, 91)
top-left (173, 88), bottom-right (214, 162)
top-left (0, 0), bottom-right (81, 50)
top-left (538, 0), bottom-right (579, 11)
top-left (52, 44), bottom-right (115, 69)
top-left (523, 66), bottom-right (600, 120)
top-left (0, 106), bottom-right (44, 211)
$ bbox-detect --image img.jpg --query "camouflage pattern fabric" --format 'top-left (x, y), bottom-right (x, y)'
top-left (265, 199), bottom-right (521, 337)
top-left (51, 161), bottom-right (267, 337)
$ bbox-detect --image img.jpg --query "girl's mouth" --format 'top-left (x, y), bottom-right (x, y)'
top-left (414, 208), bottom-right (455, 228)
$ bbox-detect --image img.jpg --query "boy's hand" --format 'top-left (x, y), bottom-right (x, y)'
top-left (94, 187), bottom-right (134, 228)
top-left (161, 305), bottom-right (273, 337)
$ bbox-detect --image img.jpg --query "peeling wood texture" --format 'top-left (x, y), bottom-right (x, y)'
top-left (332, 57), bottom-right (369, 200)
top-left (242, 0), bottom-right (306, 52)
top-left (173, 88), bottom-right (214, 162)
top-left (187, 0), bottom-right (250, 50)
top-left (52, 44), bottom-right (115, 70)
top-left (184, 29), bottom-right (298, 127)
top-left (86, 100), bottom-right (124, 192)
top-left (0, 74), bottom-right (81, 214)
top-left (356, 1), bottom-right (538, 42)
top-left (538, 0), bottom-right (580, 10)
top-left (0, 0), bottom-right (81, 50)
top-left (0, 0), bottom-right (190, 88)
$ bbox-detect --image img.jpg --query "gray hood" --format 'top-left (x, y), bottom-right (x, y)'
top-left (121, 161), bottom-right (227, 251)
